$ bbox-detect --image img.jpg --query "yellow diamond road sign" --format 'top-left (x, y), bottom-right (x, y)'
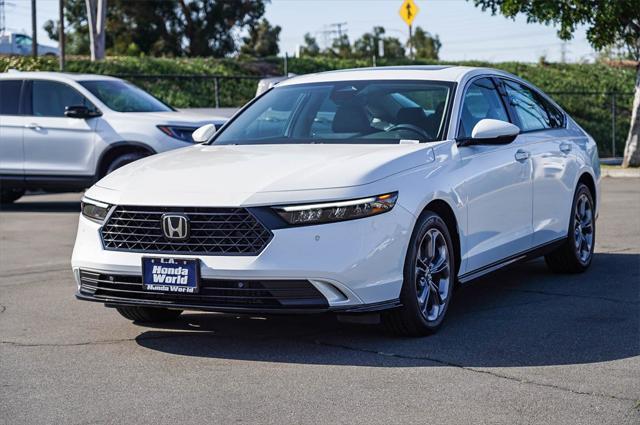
top-left (399, 0), bottom-right (419, 26)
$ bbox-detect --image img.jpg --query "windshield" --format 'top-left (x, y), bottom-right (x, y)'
top-left (213, 80), bottom-right (454, 145)
top-left (79, 80), bottom-right (173, 113)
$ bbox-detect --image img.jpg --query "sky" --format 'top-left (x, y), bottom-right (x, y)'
top-left (3, 0), bottom-right (595, 63)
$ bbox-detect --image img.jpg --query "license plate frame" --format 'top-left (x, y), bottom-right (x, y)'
top-left (141, 257), bottom-right (200, 294)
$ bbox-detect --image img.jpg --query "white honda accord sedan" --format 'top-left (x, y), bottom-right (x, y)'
top-left (72, 66), bottom-right (600, 336)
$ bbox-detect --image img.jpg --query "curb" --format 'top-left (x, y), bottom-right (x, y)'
top-left (601, 168), bottom-right (640, 178)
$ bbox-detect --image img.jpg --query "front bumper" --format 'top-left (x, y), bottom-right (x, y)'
top-left (71, 203), bottom-right (415, 312)
top-left (75, 270), bottom-right (401, 314)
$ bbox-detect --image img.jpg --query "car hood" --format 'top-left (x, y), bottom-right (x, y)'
top-left (94, 143), bottom-right (438, 206)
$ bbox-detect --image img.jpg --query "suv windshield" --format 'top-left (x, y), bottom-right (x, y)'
top-left (79, 80), bottom-right (173, 112)
top-left (214, 80), bottom-right (453, 145)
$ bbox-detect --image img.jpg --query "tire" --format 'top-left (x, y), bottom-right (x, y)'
top-left (383, 211), bottom-right (456, 336)
top-left (115, 306), bottom-right (183, 323)
top-left (105, 152), bottom-right (147, 176)
top-left (544, 183), bottom-right (595, 273)
top-left (0, 188), bottom-right (25, 204)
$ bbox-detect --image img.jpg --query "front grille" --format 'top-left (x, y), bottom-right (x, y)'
top-left (78, 270), bottom-right (328, 310)
top-left (101, 206), bottom-right (273, 256)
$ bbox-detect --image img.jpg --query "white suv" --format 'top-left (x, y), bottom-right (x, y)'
top-left (72, 66), bottom-right (600, 336)
top-left (0, 72), bottom-right (225, 203)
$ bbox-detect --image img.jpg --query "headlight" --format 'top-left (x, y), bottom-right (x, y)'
top-left (274, 192), bottom-right (398, 225)
top-left (81, 197), bottom-right (111, 223)
top-left (157, 125), bottom-right (199, 142)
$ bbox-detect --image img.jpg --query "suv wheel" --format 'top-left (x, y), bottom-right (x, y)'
top-left (545, 183), bottom-right (595, 273)
top-left (115, 306), bottom-right (183, 323)
top-left (0, 188), bottom-right (25, 204)
top-left (383, 211), bottom-right (455, 336)
top-left (105, 152), bottom-right (148, 176)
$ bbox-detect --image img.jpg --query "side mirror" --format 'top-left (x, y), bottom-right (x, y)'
top-left (192, 124), bottom-right (217, 143)
top-left (459, 119), bottom-right (520, 146)
top-left (64, 105), bottom-right (101, 119)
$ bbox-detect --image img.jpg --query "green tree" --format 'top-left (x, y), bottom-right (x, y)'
top-left (299, 33), bottom-right (320, 57)
top-left (353, 26), bottom-right (384, 58)
top-left (44, 0), bottom-right (268, 57)
top-left (383, 37), bottom-right (407, 59)
top-left (44, 0), bottom-right (90, 55)
top-left (409, 27), bottom-right (441, 60)
top-left (469, 0), bottom-right (640, 167)
top-left (240, 19), bottom-right (281, 57)
top-left (353, 26), bottom-right (406, 59)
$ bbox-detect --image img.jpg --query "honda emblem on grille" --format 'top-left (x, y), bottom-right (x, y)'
top-left (161, 214), bottom-right (190, 241)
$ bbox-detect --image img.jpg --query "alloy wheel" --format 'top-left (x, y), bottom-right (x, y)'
top-left (415, 228), bottom-right (451, 322)
top-left (574, 193), bottom-right (594, 263)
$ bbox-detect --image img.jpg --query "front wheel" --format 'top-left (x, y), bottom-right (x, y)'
top-left (383, 211), bottom-right (455, 336)
top-left (545, 183), bottom-right (595, 273)
top-left (105, 152), bottom-right (148, 176)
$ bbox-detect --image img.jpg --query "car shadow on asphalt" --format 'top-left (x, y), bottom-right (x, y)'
top-left (0, 201), bottom-right (80, 213)
top-left (135, 253), bottom-right (639, 368)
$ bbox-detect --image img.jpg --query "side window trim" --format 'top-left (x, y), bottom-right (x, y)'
top-left (491, 77), bottom-right (517, 125)
top-left (495, 77), bottom-right (525, 130)
top-left (21, 80), bottom-right (33, 116)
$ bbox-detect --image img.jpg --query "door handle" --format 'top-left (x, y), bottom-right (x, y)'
top-left (514, 149), bottom-right (530, 162)
top-left (25, 123), bottom-right (42, 131)
top-left (559, 142), bottom-right (572, 154)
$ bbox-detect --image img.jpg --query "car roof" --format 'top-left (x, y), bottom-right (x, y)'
top-left (277, 65), bottom-right (517, 87)
top-left (0, 71), bottom-right (122, 83)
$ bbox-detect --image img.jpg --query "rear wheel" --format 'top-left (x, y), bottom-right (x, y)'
top-left (545, 183), bottom-right (595, 273)
top-left (383, 211), bottom-right (455, 336)
top-left (0, 188), bottom-right (25, 204)
top-left (115, 306), bottom-right (183, 323)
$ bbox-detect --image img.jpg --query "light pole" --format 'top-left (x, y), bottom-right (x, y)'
top-left (59, 0), bottom-right (65, 70)
top-left (31, 0), bottom-right (36, 57)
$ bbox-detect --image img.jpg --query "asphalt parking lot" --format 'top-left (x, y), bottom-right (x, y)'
top-left (1, 178), bottom-right (638, 425)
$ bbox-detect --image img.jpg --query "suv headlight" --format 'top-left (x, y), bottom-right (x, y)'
top-left (157, 125), bottom-right (199, 142)
top-left (81, 197), bottom-right (111, 223)
top-left (274, 192), bottom-right (398, 225)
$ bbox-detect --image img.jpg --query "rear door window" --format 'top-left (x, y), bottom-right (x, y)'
top-left (0, 80), bottom-right (22, 115)
top-left (501, 79), bottom-right (560, 132)
top-left (31, 80), bottom-right (92, 117)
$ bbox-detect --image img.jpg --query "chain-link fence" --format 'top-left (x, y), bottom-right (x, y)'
top-left (117, 74), bottom-right (635, 158)
top-left (548, 92), bottom-right (635, 158)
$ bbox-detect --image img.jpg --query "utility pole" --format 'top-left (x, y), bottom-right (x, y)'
top-left (1, 1), bottom-right (16, 35)
top-left (328, 22), bottom-right (348, 53)
top-left (58, 0), bottom-right (65, 70)
top-left (408, 25), bottom-right (413, 59)
top-left (0, 0), bottom-right (5, 34)
top-left (560, 41), bottom-right (567, 63)
top-left (31, 0), bottom-right (37, 57)
top-left (317, 22), bottom-right (348, 51)
top-left (330, 22), bottom-right (347, 39)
